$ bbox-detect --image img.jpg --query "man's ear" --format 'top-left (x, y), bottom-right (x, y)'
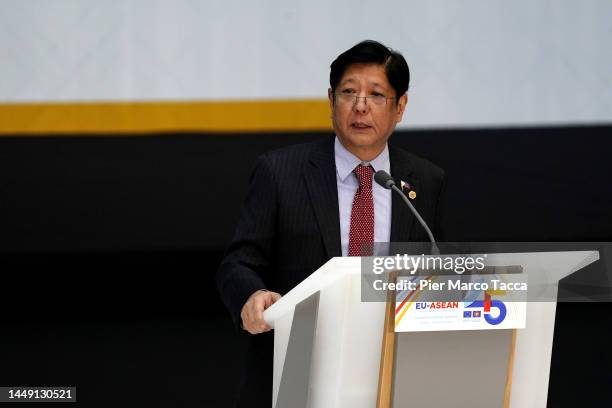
top-left (328, 88), bottom-right (335, 118)
top-left (396, 93), bottom-right (408, 122)
top-left (398, 93), bottom-right (408, 113)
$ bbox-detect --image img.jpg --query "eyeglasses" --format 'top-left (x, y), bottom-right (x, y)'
top-left (334, 92), bottom-right (395, 107)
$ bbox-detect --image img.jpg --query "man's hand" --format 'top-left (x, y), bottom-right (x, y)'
top-left (240, 290), bottom-right (281, 334)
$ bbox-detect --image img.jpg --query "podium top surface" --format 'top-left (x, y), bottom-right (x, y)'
top-left (263, 250), bottom-right (599, 324)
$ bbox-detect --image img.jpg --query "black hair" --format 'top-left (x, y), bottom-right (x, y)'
top-left (330, 40), bottom-right (410, 100)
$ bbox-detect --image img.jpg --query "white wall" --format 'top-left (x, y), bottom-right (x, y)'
top-left (1, 0), bottom-right (611, 128)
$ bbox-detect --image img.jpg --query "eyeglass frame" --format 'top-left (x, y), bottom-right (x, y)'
top-left (333, 91), bottom-right (396, 108)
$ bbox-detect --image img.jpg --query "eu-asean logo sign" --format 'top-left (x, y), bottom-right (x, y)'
top-left (464, 298), bottom-right (507, 326)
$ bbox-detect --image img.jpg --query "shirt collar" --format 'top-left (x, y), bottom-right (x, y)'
top-left (334, 136), bottom-right (390, 182)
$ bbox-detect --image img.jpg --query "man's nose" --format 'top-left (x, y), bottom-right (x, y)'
top-left (353, 96), bottom-right (369, 113)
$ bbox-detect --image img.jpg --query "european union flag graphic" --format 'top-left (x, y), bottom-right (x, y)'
top-left (463, 311), bottom-right (472, 318)
top-left (473, 311), bottom-right (482, 318)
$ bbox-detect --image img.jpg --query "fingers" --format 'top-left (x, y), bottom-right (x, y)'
top-left (242, 292), bottom-right (272, 334)
top-left (240, 290), bottom-right (281, 335)
top-left (263, 292), bottom-right (281, 308)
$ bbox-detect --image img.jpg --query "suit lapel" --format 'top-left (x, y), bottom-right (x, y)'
top-left (304, 139), bottom-right (342, 259)
top-left (389, 146), bottom-right (417, 242)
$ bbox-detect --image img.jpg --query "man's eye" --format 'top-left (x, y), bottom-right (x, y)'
top-left (341, 89), bottom-right (356, 94)
top-left (371, 92), bottom-right (385, 97)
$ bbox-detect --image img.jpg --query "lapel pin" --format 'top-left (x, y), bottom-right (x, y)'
top-left (401, 180), bottom-right (416, 199)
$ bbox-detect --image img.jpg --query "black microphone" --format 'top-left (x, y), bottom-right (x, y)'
top-left (374, 170), bottom-right (440, 255)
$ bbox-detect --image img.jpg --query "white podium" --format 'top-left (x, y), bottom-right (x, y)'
top-left (263, 251), bottom-right (599, 408)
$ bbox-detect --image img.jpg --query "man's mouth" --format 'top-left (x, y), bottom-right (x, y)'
top-left (351, 122), bottom-right (372, 129)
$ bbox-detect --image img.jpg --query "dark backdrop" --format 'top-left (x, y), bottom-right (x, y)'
top-left (1, 125), bottom-right (611, 407)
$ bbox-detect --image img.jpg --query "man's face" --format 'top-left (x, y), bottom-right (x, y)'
top-left (328, 63), bottom-right (407, 161)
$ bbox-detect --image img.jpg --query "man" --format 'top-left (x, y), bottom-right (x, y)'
top-left (216, 40), bottom-right (445, 407)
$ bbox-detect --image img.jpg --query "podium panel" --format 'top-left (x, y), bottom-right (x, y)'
top-left (393, 330), bottom-right (514, 408)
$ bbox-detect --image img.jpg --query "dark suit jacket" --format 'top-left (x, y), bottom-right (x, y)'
top-left (216, 135), bottom-right (445, 407)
